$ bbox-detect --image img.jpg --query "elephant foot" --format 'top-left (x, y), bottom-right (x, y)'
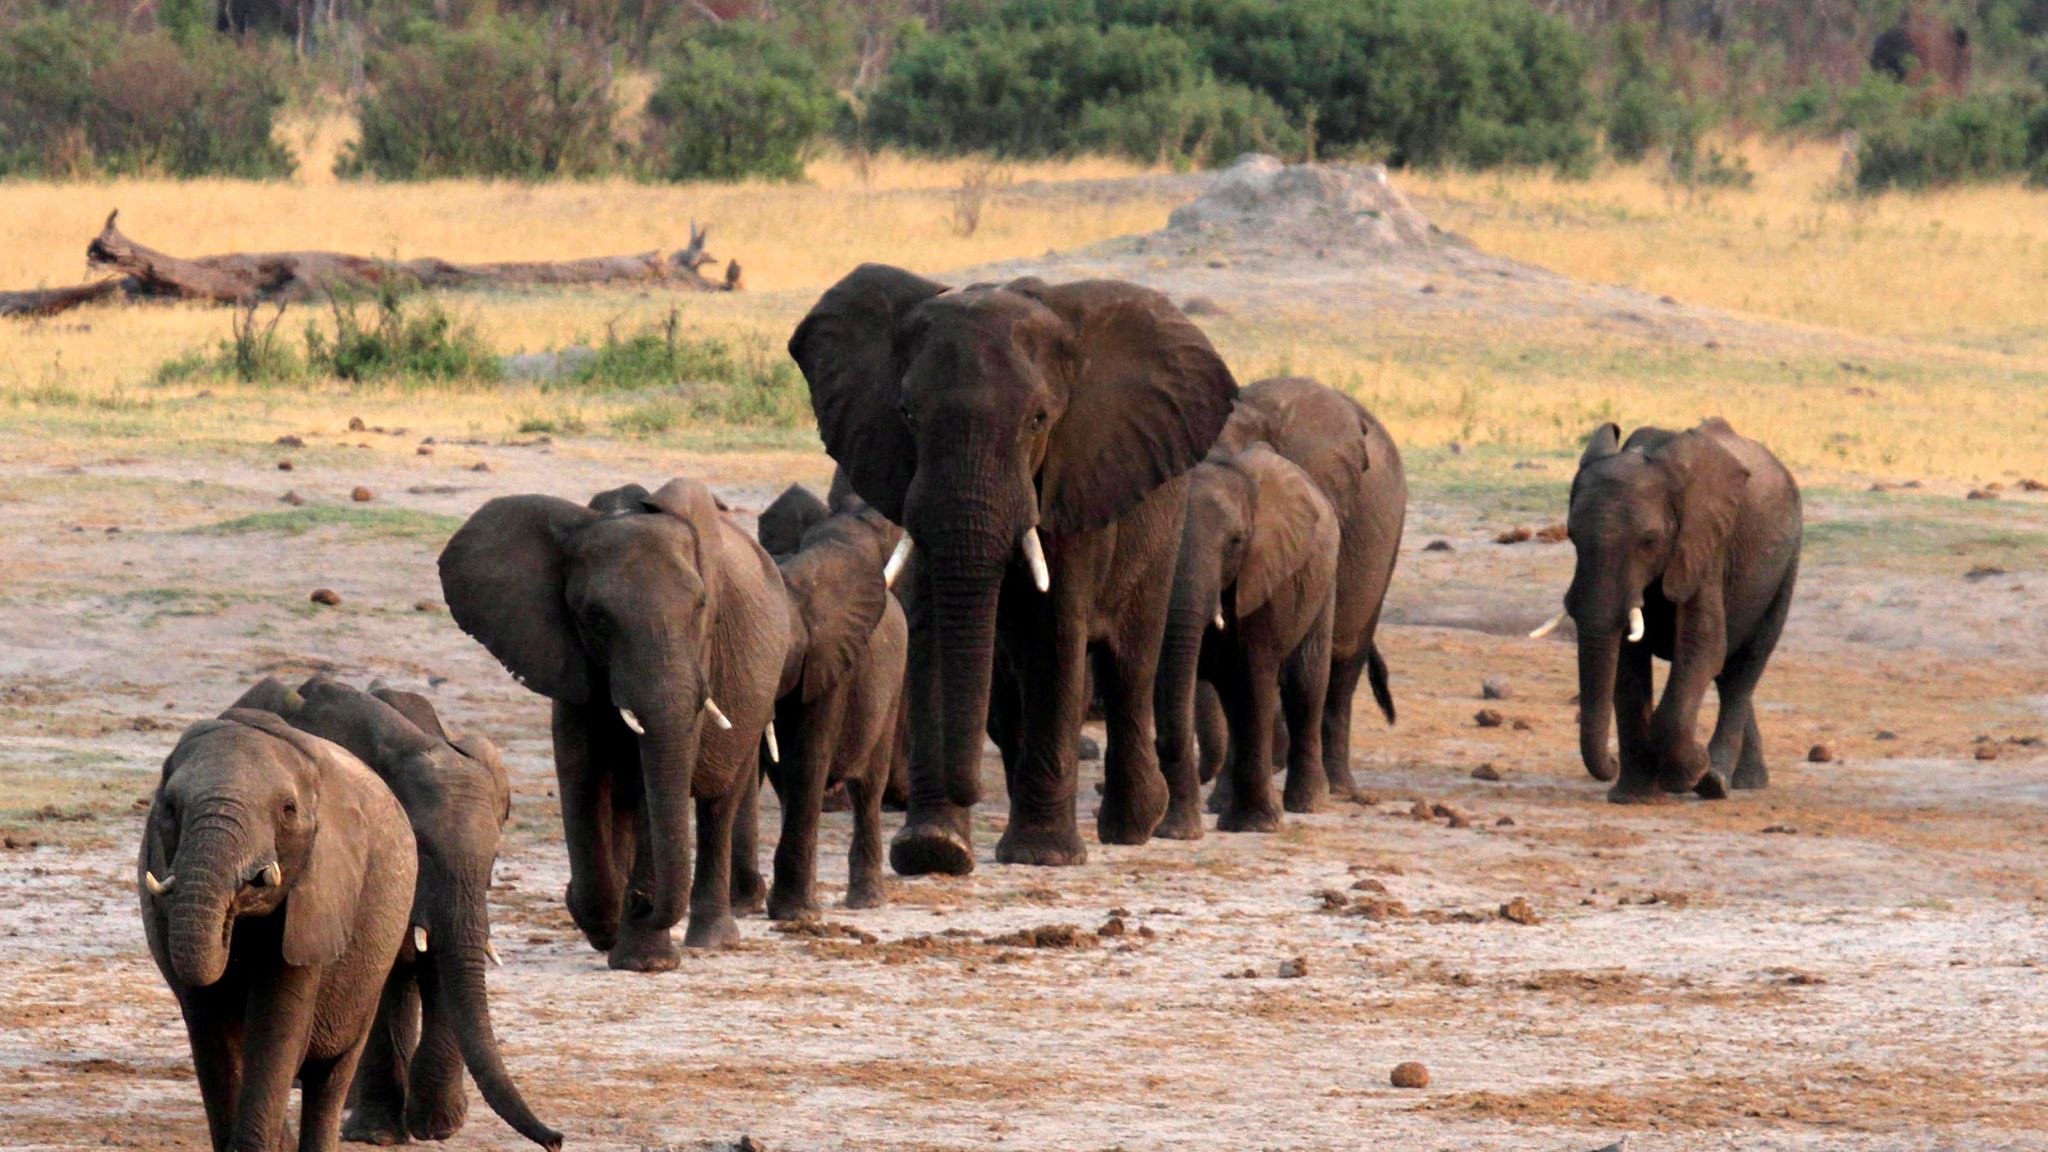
top-left (1323, 767), bottom-right (1360, 802)
top-left (1692, 770), bottom-right (1729, 800)
top-left (842, 881), bottom-right (886, 911)
top-left (607, 923), bottom-right (681, 971)
top-left (1215, 802), bottom-right (1281, 834)
top-left (1606, 778), bottom-right (1676, 806)
top-left (732, 873), bottom-right (768, 918)
top-left (995, 816), bottom-right (1087, 866)
top-left (766, 887), bottom-right (820, 923)
top-left (1096, 774), bottom-right (1168, 846)
top-left (1282, 774), bottom-right (1327, 815)
top-left (405, 1095), bottom-right (467, 1144)
top-left (1731, 763), bottom-right (1769, 790)
top-left (889, 808), bottom-right (976, 877)
top-left (1154, 798), bottom-right (1206, 841)
top-left (564, 883), bottom-right (620, 954)
top-left (342, 1105), bottom-right (408, 1146)
top-left (683, 911), bottom-right (741, 950)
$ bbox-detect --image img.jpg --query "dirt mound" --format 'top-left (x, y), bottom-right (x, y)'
top-left (1166, 153), bottom-right (1440, 250)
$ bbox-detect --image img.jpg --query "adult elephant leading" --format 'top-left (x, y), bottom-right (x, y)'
top-left (790, 265), bottom-right (1238, 873)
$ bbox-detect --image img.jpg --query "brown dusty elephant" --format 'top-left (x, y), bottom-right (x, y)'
top-left (439, 477), bottom-right (789, 969)
top-left (757, 491), bottom-right (909, 917)
top-left (1156, 444), bottom-right (1341, 836)
top-left (1534, 419), bottom-right (1801, 803)
top-left (229, 676), bottom-right (560, 1150)
top-left (789, 265), bottom-right (1238, 874)
top-left (1871, 9), bottom-right (1971, 93)
top-left (140, 708), bottom-right (417, 1152)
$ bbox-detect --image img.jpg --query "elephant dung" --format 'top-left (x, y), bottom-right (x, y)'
top-left (351, 486), bottom-right (375, 502)
top-left (1471, 763), bottom-right (1503, 781)
top-left (1806, 744), bottom-right (1835, 763)
top-left (309, 588), bottom-right (342, 606)
top-left (1480, 677), bottom-right (1512, 700)
top-left (1498, 897), bottom-right (1542, 926)
top-left (1276, 956), bottom-right (1308, 979)
top-left (1474, 709), bottom-right (1505, 728)
top-left (1390, 1062), bottom-right (1430, 1089)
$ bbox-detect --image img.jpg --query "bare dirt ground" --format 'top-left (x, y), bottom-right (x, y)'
top-left (3, 161), bottom-right (2047, 1151)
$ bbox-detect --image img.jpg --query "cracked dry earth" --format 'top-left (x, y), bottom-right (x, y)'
top-left (1, 429), bottom-right (2045, 1152)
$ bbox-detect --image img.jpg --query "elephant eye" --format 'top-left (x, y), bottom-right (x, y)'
top-left (1029, 411), bottom-right (1049, 432)
top-left (898, 402), bottom-right (918, 429)
top-left (281, 799), bottom-right (298, 817)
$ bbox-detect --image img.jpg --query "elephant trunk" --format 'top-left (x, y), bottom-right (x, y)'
top-left (437, 898), bottom-right (562, 1151)
top-left (1154, 558), bottom-right (1216, 805)
top-left (926, 534), bottom-right (1007, 809)
top-left (632, 718), bottom-right (698, 930)
top-left (1576, 628), bottom-right (1622, 782)
top-left (166, 822), bottom-right (240, 987)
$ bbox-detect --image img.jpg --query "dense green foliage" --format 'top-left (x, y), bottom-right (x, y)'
top-left (643, 23), bottom-right (838, 181)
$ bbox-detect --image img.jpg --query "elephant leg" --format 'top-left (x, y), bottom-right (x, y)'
top-left (1650, 593), bottom-right (1730, 794)
top-left (1216, 650), bottom-right (1283, 833)
top-left (1095, 637), bottom-right (1170, 846)
top-left (232, 965), bottom-right (319, 1152)
top-left (994, 596), bottom-right (1091, 867)
top-left (892, 585), bottom-right (976, 877)
top-left (1200, 678), bottom-right (1235, 814)
top-left (1733, 712), bottom-right (1768, 789)
top-left (881, 702), bottom-right (910, 811)
top-left (770, 695), bottom-right (839, 922)
top-left (685, 789), bottom-right (743, 949)
top-left (180, 986), bottom-right (246, 1152)
top-left (404, 958), bottom-right (466, 1141)
top-left (1606, 638), bottom-right (1664, 804)
top-left (731, 763), bottom-right (767, 916)
top-left (1727, 569), bottom-right (1792, 791)
top-left (296, 1030), bottom-right (372, 1152)
top-left (553, 701), bottom-right (626, 953)
top-left (1320, 650), bottom-right (1366, 799)
top-left (1279, 616), bottom-right (1333, 814)
top-left (341, 968), bottom-right (416, 1145)
top-left (843, 746), bottom-right (889, 910)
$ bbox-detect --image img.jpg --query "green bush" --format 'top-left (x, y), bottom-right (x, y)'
top-left (1075, 75), bottom-right (1300, 169)
top-left (0, 14), bottom-right (293, 178)
top-left (1856, 90), bottom-right (2040, 192)
top-left (563, 311), bottom-right (811, 428)
top-left (643, 23), bottom-right (838, 181)
top-left (1603, 23), bottom-right (1695, 163)
top-left (305, 287), bottom-right (501, 384)
top-left (339, 17), bottom-right (616, 180)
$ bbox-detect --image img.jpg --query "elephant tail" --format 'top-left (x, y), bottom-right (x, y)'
top-left (1366, 641), bottom-right (1396, 726)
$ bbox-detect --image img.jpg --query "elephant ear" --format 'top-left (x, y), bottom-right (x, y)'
top-left (588, 483), bottom-right (651, 517)
top-left (1014, 279), bottom-right (1239, 536)
top-left (439, 495), bottom-right (600, 704)
top-left (225, 709), bottom-right (382, 969)
top-left (758, 483), bottom-right (828, 558)
top-left (227, 677), bottom-right (302, 717)
top-left (1233, 446), bottom-right (1339, 623)
top-left (780, 528), bottom-right (889, 702)
top-left (789, 264), bottom-right (950, 523)
top-left (369, 686), bottom-right (453, 743)
top-left (1655, 424), bottom-right (1752, 603)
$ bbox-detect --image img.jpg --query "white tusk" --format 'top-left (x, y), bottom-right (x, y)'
top-left (883, 535), bottom-right (913, 588)
top-left (413, 925), bottom-right (428, 953)
top-left (485, 940), bottom-right (504, 967)
top-left (703, 697), bottom-right (733, 730)
top-left (144, 871), bottom-right (173, 896)
top-left (619, 708), bottom-right (645, 735)
top-left (1627, 606), bottom-right (1646, 643)
top-left (258, 862), bottom-right (282, 888)
top-left (1214, 609), bottom-right (1226, 630)
top-left (764, 721), bottom-right (780, 764)
top-left (1528, 610), bottom-right (1566, 639)
top-left (1021, 527), bottom-right (1050, 593)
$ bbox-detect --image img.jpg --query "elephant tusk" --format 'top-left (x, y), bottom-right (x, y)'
top-left (619, 708), bottom-right (645, 735)
top-left (1627, 606), bottom-right (1646, 643)
top-left (1214, 608), bottom-right (1227, 630)
top-left (764, 721), bottom-right (780, 764)
top-left (703, 697), bottom-right (734, 731)
top-left (883, 535), bottom-right (913, 588)
top-left (485, 939), bottom-right (504, 967)
top-left (143, 871), bottom-right (173, 896)
top-left (256, 862), bottom-right (282, 888)
top-left (1528, 610), bottom-right (1567, 639)
top-left (1021, 527), bottom-right (1051, 593)
top-left (413, 925), bottom-right (428, 953)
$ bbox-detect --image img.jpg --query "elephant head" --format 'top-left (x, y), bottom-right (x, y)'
top-left (1563, 420), bottom-right (1751, 783)
top-left (141, 709), bottom-right (382, 987)
top-left (1181, 444), bottom-right (1341, 635)
top-left (774, 508), bottom-right (895, 704)
top-left (789, 265), bottom-right (1237, 805)
top-left (758, 483), bottom-right (830, 560)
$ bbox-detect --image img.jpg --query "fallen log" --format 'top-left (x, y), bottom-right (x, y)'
top-left (4, 212), bottom-right (739, 318)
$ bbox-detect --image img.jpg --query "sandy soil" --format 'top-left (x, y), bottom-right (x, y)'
top-left (2, 163), bottom-right (2046, 1151)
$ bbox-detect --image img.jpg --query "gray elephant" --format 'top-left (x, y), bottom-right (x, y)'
top-left (790, 265), bottom-right (1238, 873)
top-left (1157, 445), bottom-right (1341, 835)
top-left (1536, 419), bottom-right (1801, 802)
top-left (1211, 376), bottom-right (1406, 799)
top-left (757, 489), bottom-right (909, 917)
top-left (230, 677), bottom-right (560, 1150)
top-left (439, 477), bottom-right (789, 969)
top-left (140, 708), bottom-right (417, 1152)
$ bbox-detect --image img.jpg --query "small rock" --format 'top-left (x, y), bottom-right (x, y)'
top-left (309, 588), bottom-right (342, 606)
top-left (1422, 539), bottom-right (1453, 552)
top-left (1409, 799), bottom-right (1434, 820)
top-left (1389, 1061), bottom-right (1430, 1089)
top-left (277, 459), bottom-right (293, 471)
top-left (1534, 522), bottom-right (1569, 543)
top-left (1349, 877), bottom-right (1388, 894)
top-left (416, 445), bottom-right (434, 456)
top-left (1498, 897), bottom-right (1541, 926)
top-left (1419, 283), bottom-right (1439, 294)
top-left (1471, 763), bottom-right (1502, 782)
top-left (1315, 889), bottom-right (1350, 911)
top-left (1967, 488), bottom-right (1999, 500)
top-left (1760, 824), bottom-right (1798, 834)
top-left (1276, 956), bottom-right (1308, 979)
top-left (1807, 744), bottom-right (1834, 763)
top-left (1076, 734), bottom-right (1103, 762)
top-left (1446, 812), bottom-right (1471, 829)
top-left (2020, 478), bottom-right (2045, 492)
top-left (280, 490), bottom-right (304, 505)
top-left (413, 600), bottom-right (442, 613)
top-left (1510, 719), bottom-right (1532, 732)
top-left (1495, 526), bottom-right (1533, 545)
top-left (347, 416), bottom-right (366, 432)
top-left (351, 487), bottom-right (374, 502)
top-left (1180, 295), bottom-right (1228, 317)
top-left (1875, 729), bottom-right (1898, 741)
top-left (1965, 565), bottom-right (2007, 581)
top-left (1097, 915), bottom-right (1126, 938)
top-left (274, 435), bottom-right (304, 447)
top-left (471, 461), bottom-right (492, 473)
top-left (1975, 744), bottom-right (2000, 761)
top-left (1474, 709), bottom-right (1504, 729)
top-left (1494, 816), bottom-right (1515, 827)
top-left (736, 1136), bottom-right (768, 1152)
top-left (1481, 677), bottom-right (1511, 701)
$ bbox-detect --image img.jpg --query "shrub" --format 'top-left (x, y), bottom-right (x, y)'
top-left (643, 22), bottom-right (838, 181)
top-left (0, 14), bottom-right (293, 178)
top-left (1603, 23), bottom-right (1695, 163)
top-left (564, 311), bottom-right (812, 428)
top-left (1856, 90), bottom-right (2038, 192)
top-left (339, 17), bottom-right (616, 180)
top-left (1076, 75), bottom-right (1301, 169)
top-left (305, 286), bottom-right (501, 385)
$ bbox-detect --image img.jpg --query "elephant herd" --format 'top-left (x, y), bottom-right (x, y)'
top-left (133, 265), bottom-right (1803, 1152)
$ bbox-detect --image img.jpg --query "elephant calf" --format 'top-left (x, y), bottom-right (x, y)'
top-left (1157, 444), bottom-right (1341, 835)
top-left (1542, 418), bottom-right (1802, 802)
top-left (757, 484), bottom-right (909, 918)
top-left (140, 708), bottom-right (416, 1152)
top-left (232, 676), bottom-right (561, 1151)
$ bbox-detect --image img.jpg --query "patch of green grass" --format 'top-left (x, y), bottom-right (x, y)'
top-left (190, 504), bottom-right (464, 541)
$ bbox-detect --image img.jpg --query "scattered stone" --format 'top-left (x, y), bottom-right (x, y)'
top-left (1807, 744), bottom-right (1834, 763)
top-left (351, 486), bottom-right (374, 502)
top-left (470, 461), bottom-right (492, 473)
top-left (1419, 283), bottom-right (1439, 294)
top-left (1446, 811), bottom-right (1471, 829)
top-left (309, 588), bottom-right (342, 606)
top-left (736, 1134), bottom-right (769, 1152)
top-left (1875, 729), bottom-right (1898, 741)
top-left (1224, 967), bottom-right (1260, 979)
top-left (347, 416), bottom-right (366, 431)
top-left (280, 490), bottom-right (304, 505)
top-left (1975, 744), bottom-right (2000, 761)
top-left (274, 435), bottom-right (304, 447)
top-left (1494, 526), bottom-right (1533, 545)
top-left (1471, 763), bottom-right (1502, 782)
top-left (1967, 488), bottom-right (1999, 500)
top-left (277, 459), bottom-right (293, 471)
top-left (1350, 877), bottom-right (1388, 894)
top-left (1760, 824), bottom-right (1798, 834)
top-left (1498, 897), bottom-right (1541, 926)
top-left (2021, 478), bottom-right (2046, 492)
top-left (1494, 816), bottom-right (1515, 827)
top-left (1389, 1062), bottom-right (1430, 1089)
top-left (1535, 522), bottom-right (1569, 543)
top-left (1276, 956), bottom-right (1309, 979)
top-left (1474, 709), bottom-right (1504, 729)
top-left (1315, 889), bottom-right (1350, 911)
top-left (986, 924), bottom-right (1095, 949)
top-left (1180, 295), bottom-right (1228, 317)
top-left (770, 920), bottom-right (876, 944)
top-left (1409, 799), bottom-right (1434, 820)
top-left (1097, 915), bottom-right (1126, 938)
top-left (1965, 565), bottom-right (2008, 581)
top-left (413, 600), bottom-right (442, 613)
top-left (1348, 897), bottom-right (1412, 922)
top-left (416, 445), bottom-right (434, 456)
top-left (1076, 734), bottom-right (1103, 762)
top-left (1510, 718), bottom-right (1532, 732)
top-left (1481, 677), bottom-right (1511, 700)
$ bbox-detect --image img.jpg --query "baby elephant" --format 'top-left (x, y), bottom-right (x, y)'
top-left (757, 484), bottom-right (909, 918)
top-left (1157, 444), bottom-right (1341, 836)
top-left (233, 676), bottom-right (561, 1150)
top-left (140, 707), bottom-right (416, 1152)
top-left (1543, 418), bottom-right (1802, 802)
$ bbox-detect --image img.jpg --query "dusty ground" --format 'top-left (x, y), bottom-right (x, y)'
top-left (3, 161), bottom-right (2047, 1151)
